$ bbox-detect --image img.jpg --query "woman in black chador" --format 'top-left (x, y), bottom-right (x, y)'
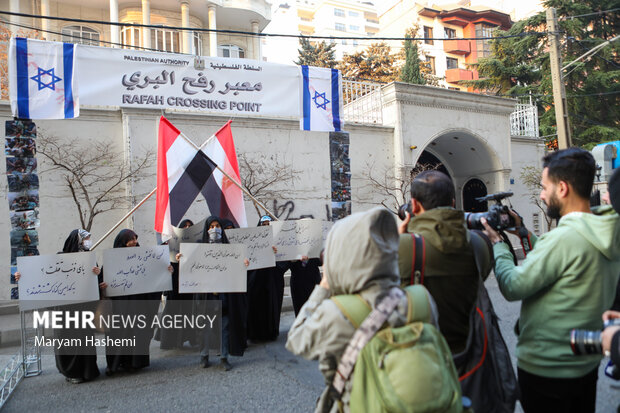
top-left (159, 219), bottom-right (198, 349)
top-left (195, 216), bottom-right (248, 371)
top-left (104, 229), bottom-right (164, 376)
top-left (55, 229), bottom-right (106, 383)
top-left (246, 215), bottom-right (288, 341)
top-left (288, 255), bottom-right (322, 316)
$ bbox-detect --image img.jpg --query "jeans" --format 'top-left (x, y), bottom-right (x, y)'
top-left (200, 314), bottom-right (229, 359)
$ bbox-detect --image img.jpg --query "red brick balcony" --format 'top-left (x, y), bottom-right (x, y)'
top-left (443, 39), bottom-right (470, 55)
top-left (445, 68), bottom-right (474, 83)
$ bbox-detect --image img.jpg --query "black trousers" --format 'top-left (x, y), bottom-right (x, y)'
top-left (518, 367), bottom-right (598, 413)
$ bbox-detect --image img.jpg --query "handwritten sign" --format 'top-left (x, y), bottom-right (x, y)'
top-left (226, 226), bottom-right (275, 270)
top-left (17, 252), bottom-right (99, 311)
top-left (271, 220), bottom-right (324, 261)
top-left (179, 243), bottom-right (247, 293)
top-left (167, 219), bottom-right (206, 262)
top-left (103, 245), bottom-right (172, 297)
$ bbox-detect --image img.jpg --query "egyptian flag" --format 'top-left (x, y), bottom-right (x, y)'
top-left (155, 116), bottom-right (217, 239)
top-left (201, 121), bottom-right (247, 228)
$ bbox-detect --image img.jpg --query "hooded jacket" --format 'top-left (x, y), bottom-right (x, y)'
top-left (493, 205), bottom-right (620, 378)
top-left (286, 207), bottom-right (437, 413)
top-left (398, 207), bottom-right (486, 353)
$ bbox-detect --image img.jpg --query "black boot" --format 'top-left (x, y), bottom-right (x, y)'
top-left (220, 358), bottom-right (232, 371)
top-left (200, 356), bottom-right (210, 368)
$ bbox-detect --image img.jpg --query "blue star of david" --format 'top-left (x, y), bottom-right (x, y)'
top-left (312, 91), bottom-right (330, 110)
top-left (30, 67), bottom-right (62, 91)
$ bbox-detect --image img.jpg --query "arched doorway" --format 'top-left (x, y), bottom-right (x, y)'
top-left (463, 178), bottom-right (488, 212)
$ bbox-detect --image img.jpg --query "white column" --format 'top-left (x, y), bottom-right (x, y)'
top-left (9, 0), bottom-right (19, 36)
top-left (208, 5), bottom-right (217, 57)
top-left (142, 0), bottom-right (151, 49)
top-left (181, 1), bottom-right (191, 54)
top-left (109, 0), bottom-right (119, 47)
top-left (40, 0), bottom-right (50, 40)
top-left (251, 20), bottom-right (259, 60)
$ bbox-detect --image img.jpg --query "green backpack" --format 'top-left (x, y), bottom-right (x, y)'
top-left (331, 285), bottom-right (463, 413)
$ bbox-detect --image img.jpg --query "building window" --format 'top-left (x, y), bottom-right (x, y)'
top-left (427, 56), bottom-right (436, 74)
top-left (342, 39), bottom-right (347, 45)
top-left (423, 26), bottom-right (433, 45)
top-left (193, 32), bottom-right (202, 55)
top-left (444, 28), bottom-right (456, 39)
top-left (334, 8), bottom-right (345, 17)
top-left (121, 27), bottom-right (141, 49)
top-left (62, 25), bottom-right (100, 46)
top-left (335, 23), bottom-right (346, 31)
top-left (349, 25), bottom-right (359, 31)
top-left (475, 23), bottom-right (496, 58)
top-left (348, 11), bottom-right (359, 17)
top-left (353, 40), bottom-right (358, 46)
top-left (366, 32), bottom-right (375, 36)
top-left (446, 57), bottom-right (459, 69)
top-left (151, 28), bottom-right (180, 53)
top-left (218, 44), bottom-right (245, 59)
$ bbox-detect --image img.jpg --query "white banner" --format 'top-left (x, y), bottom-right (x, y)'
top-left (77, 45), bottom-right (300, 119)
top-left (102, 245), bottom-right (172, 297)
top-left (226, 226), bottom-right (275, 270)
top-left (17, 252), bottom-right (99, 310)
top-left (271, 220), bottom-right (324, 261)
top-left (167, 219), bottom-right (206, 262)
top-left (179, 243), bottom-right (246, 293)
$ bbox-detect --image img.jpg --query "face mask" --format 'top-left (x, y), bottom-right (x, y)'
top-left (208, 227), bottom-right (222, 242)
top-left (82, 239), bottom-right (92, 250)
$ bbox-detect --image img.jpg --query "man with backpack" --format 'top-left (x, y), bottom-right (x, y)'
top-left (398, 170), bottom-right (491, 354)
top-left (286, 207), bottom-right (462, 413)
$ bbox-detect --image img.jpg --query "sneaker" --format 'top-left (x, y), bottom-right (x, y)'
top-left (200, 356), bottom-right (210, 368)
top-left (221, 358), bottom-right (232, 371)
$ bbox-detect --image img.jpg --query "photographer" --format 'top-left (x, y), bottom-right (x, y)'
top-left (482, 148), bottom-right (620, 413)
top-left (397, 170), bottom-right (490, 354)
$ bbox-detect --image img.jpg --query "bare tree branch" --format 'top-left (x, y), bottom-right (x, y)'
top-left (238, 153), bottom-right (301, 216)
top-left (37, 134), bottom-right (155, 232)
top-left (520, 166), bottom-right (553, 229)
top-left (358, 161), bottom-right (439, 214)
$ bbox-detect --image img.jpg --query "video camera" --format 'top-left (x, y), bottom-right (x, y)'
top-left (464, 192), bottom-right (516, 231)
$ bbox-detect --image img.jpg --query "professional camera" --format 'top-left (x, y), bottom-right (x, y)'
top-left (397, 202), bottom-right (412, 221)
top-left (570, 318), bottom-right (620, 356)
top-left (464, 192), bottom-right (517, 231)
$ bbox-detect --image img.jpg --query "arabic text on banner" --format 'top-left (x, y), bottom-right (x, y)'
top-left (103, 245), bottom-right (173, 297)
top-left (271, 219), bottom-right (324, 261)
top-left (225, 226), bottom-right (275, 270)
top-left (17, 252), bottom-right (99, 311)
top-left (178, 243), bottom-right (247, 293)
top-left (77, 45), bottom-right (300, 118)
top-left (167, 219), bottom-right (206, 262)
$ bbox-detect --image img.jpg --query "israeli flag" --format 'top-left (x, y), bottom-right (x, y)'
top-left (9, 38), bottom-right (78, 119)
top-left (300, 65), bottom-right (344, 132)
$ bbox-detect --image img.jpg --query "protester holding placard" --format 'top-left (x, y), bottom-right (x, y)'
top-left (159, 219), bottom-right (199, 349)
top-left (287, 255), bottom-right (322, 317)
top-left (195, 216), bottom-right (248, 371)
top-left (105, 229), bottom-right (169, 376)
top-left (247, 215), bottom-right (289, 342)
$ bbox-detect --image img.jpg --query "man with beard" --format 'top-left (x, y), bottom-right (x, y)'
top-left (482, 148), bottom-right (620, 413)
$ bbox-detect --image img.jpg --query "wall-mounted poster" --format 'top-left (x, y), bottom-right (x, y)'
top-left (329, 132), bottom-right (351, 221)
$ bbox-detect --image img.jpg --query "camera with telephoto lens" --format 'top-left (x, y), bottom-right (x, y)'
top-left (398, 202), bottom-right (412, 221)
top-left (570, 318), bottom-right (620, 356)
top-left (464, 192), bottom-right (517, 231)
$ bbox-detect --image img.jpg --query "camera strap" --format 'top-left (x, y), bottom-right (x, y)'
top-left (518, 227), bottom-right (533, 256)
top-left (410, 234), bottom-right (426, 285)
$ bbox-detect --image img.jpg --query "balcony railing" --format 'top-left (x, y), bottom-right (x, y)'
top-left (510, 102), bottom-right (539, 138)
top-left (445, 68), bottom-right (473, 83)
top-left (341, 79), bottom-right (383, 125)
top-left (443, 39), bottom-right (470, 55)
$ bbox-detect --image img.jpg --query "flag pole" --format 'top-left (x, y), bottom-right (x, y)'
top-left (90, 187), bottom-right (157, 250)
top-left (179, 133), bottom-right (279, 221)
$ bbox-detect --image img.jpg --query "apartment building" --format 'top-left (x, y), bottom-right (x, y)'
top-left (378, 1), bottom-right (512, 91)
top-left (0, 0), bottom-right (271, 60)
top-left (262, 0), bottom-right (379, 64)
